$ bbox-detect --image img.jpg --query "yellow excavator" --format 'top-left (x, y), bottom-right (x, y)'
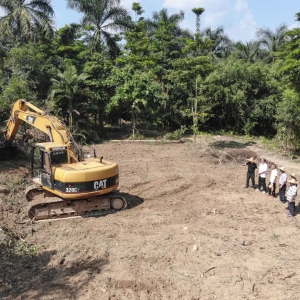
top-left (2, 99), bottom-right (127, 221)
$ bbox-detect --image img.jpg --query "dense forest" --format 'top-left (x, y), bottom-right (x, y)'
top-left (0, 0), bottom-right (300, 149)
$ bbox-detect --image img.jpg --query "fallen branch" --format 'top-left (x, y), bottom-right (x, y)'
top-left (200, 266), bottom-right (215, 277)
top-left (282, 272), bottom-right (296, 280)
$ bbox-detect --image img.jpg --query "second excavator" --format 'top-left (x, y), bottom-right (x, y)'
top-left (2, 99), bottom-right (127, 221)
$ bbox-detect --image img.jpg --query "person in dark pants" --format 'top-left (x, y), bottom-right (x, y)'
top-left (267, 163), bottom-right (277, 197)
top-left (285, 178), bottom-right (297, 217)
top-left (278, 166), bottom-right (287, 203)
top-left (242, 157), bottom-right (257, 188)
top-left (256, 158), bottom-right (268, 193)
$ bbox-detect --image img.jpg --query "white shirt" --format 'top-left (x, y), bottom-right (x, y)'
top-left (270, 169), bottom-right (278, 183)
top-left (259, 163), bottom-right (268, 178)
top-left (279, 173), bottom-right (287, 185)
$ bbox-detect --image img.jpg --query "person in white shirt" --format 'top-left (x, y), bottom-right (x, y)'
top-left (267, 163), bottom-right (278, 197)
top-left (285, 178), bottom-right (297, 217)
top-left (256, 158), bottom-right (268, 193)
top-left (279, 166), bottom-right (288, 203)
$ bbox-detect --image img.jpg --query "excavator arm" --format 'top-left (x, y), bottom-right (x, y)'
top-left (4, 99), bottom-right (83, 162)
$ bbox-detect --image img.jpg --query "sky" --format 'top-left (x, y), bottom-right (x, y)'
top-left (14, 1), bottom-right (300, 42)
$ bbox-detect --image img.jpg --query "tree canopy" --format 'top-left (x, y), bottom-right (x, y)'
top-left (0, 2), bottom-right (300, 149)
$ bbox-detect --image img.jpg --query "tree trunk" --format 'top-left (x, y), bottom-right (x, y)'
top-left (69, 98), bottom-right (73, 131)
top-left (193, 78), bottom-right (198, 144)
top-left (132, 111), bottom-right (136, 138)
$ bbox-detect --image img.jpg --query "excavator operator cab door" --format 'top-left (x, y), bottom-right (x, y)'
top-left (31, 146), bottom-right (54, 189)
top-left (41, 150), bottom-right (54, 189)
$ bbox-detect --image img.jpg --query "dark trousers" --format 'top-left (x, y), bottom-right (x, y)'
top-left (268, 182), bottom-right (276, 197)
top-left (279, 184), bottom-right (286, 202)
top-left (258, 177), bottom-right (266, 192)
top-left (246, 172), bottom-right (255, 187)
top-left (288, 201), bottom-right (295, 216)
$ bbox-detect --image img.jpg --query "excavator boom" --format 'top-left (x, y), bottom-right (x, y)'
top-left (4, 99), bottom-right (83, 162)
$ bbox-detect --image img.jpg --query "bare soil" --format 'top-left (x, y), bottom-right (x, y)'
top-left (1, 136), bottom-right (300, 300)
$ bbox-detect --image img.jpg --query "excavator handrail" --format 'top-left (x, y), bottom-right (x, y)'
top-left (3, 99), bottom-right (84, 162)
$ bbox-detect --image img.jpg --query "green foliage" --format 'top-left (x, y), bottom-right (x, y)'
top-left (108, 66), bottom-right (164, 127)
top-left (258, 136), bottom-right (280, 152)
top-left (203, 57), bottom-right (280, 135)
top-left (192, 8), bottom-right (205, 15)
top-left (129, 132), bottom-right (146, 140)
top-left (0, 2), bottom-right (300, 151)
top-left (164, 125), bottom-right (187, 140)
top-left (0, 230), bottom-right (40, 257)
top-left (83, 52), bottom-right (114, 132)
top-left (0, 44), bottom-right (54, 115)
top-left (50, 61), bottom-right (90, 130)
top-left (132, 2), bottom-right (144, 18)
top-left (0, 0), bottom-right (54, 44)
top-left (201, 27), bottom-right (233, 59)
top-left (275, 88), bottom-right (300, 150)
top-left (256, 24), bottom-right (288, 62)
top-left (67, 0), bottom-right (131, 55)
top-left (279, 26), bottom-right (300, 94)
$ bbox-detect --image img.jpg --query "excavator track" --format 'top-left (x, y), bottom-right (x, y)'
top-left (26, 188), bottom-right (127, 221)
top-left (25, 184), bottom-right (43, 201)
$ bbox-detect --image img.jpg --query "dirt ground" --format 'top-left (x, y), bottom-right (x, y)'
top-left (1, 136), bottom-right (300, 300)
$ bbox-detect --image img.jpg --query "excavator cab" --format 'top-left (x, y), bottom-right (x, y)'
top-left (31, 142), bottom-right (68, 189)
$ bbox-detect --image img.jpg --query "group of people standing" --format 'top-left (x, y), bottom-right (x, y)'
top-left (242, 157), bottom-right (298, 217)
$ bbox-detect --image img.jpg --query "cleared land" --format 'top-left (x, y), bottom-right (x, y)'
top-left (1, 136), bottom-right (300, 300)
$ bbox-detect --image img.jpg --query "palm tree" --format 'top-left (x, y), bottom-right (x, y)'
top-left (67, 0), bottom-right (131, 53)
top-left (0, 0), bottom-right (54, 44)
top-left (192, 7), bottom-right (205, 34)
top-left (256, 24), bottom-right (287, 61)
top-left (145, 8), bottom-right (191, 39)
top-left (234, 40), bottom-right (263, 63)
top-left (202, 26), bottom-right (233, 58)
top-left (50, 61), bottom-right (89, 130)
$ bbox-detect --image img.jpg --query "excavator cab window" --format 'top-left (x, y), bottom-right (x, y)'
top-left (50, 150), bottom-right (68, 165)
top-left (31, 146), bottom-right (42, 178)
top-left (41, 151), bottom-right (53, 189)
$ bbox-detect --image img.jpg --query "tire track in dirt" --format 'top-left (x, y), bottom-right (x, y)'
top-left (126, 173), bottom-right (218, 202)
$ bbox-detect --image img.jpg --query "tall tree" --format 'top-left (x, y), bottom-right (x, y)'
top-left (275, 88), bottom-right (300, 151)
top-left (132, 2), bottom-right (144, 21)
top-left (84, 52), bottom-right (114, 131)
top-left (144, 8), bottom-right (190, 39)
top-left (234, 40), bottom-right (263, 63)
top-left (204, 57), bottom-right (279, 135)
top-left (256, 24), bottom-right (287, 61)
top-left (278, 13), bottom-right (300, 94)
top-left (202, 26), bottom-right (233, 58)
top-left (53, 23), bottom-right (87, 66)
top-left (175, 34), bottom-right (213, 141)
top-left (192, 7), bottom-right (205, 34)
top-left (108, 5), bottom-right (164, 136)
top-left (0, 0), bottom-right (54, 44)
top-left (0, 44), bottom-right (56, 113)
top-left (143, 8), bottom-right (191, 128)
top-left (50, 61), bottom-right (89, 130)
top-left (66, 0), bottom-right (131, 54)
